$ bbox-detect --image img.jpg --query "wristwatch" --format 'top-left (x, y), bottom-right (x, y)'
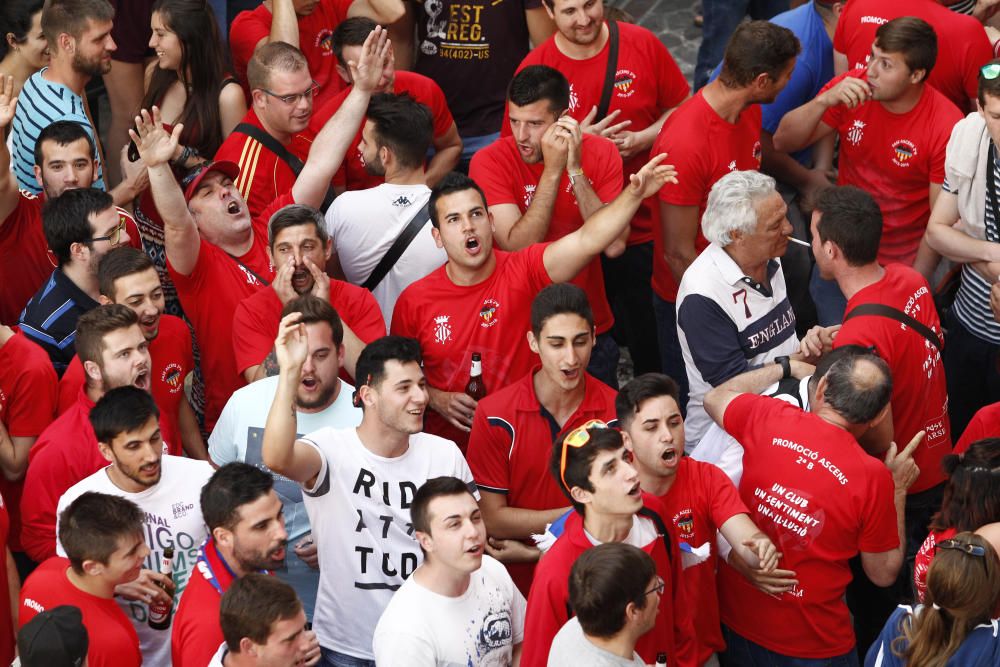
top-left (774, 355), bottom-right (791, 380)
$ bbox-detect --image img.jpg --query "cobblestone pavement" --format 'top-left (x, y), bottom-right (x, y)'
top-left (609, 0), bottom-right (702, 85)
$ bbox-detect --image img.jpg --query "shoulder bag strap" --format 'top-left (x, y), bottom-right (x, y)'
top-left (595, 20), bottom-right (619, 123)
top-left (233, 123), bottom-right (337, 212)
top-left (361, 202), bottom-right (431, 292)
top-left (843, 303), bottom-right (942, 352)
top-left (987, 141), bottom-right (999, 223)
top-left (226, 253), bottom-right (271, 287)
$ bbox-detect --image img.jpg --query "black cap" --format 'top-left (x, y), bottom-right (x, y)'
top-left (17, 605), bottom-right (89, 667)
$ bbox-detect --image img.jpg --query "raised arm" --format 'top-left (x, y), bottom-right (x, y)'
top-left (261, 313), bottom-right (324, 486)
top-left (129, 107), bottom-right (202, 276)
top-left (0, 76), bottom-right (20, 227)
top-left (543, 154), bottom-right (676, 282)
top-left (704, 359), bottom-right (814, 428)
top-left (773, 76), bottom-right (871, 154)
top-left (425, 122), bottom-right (462, 187)
top-left (292, 26), bottom-right (391, 208)
top-left (268, 0), bottom-right (301, 49)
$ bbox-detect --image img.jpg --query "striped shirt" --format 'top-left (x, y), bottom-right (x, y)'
top-left (18, 269), bottom-right (99, 376)
top-left (943, 158), bottom-right (1000, 344)
top-left (10, 69), bottom-right (105, 195)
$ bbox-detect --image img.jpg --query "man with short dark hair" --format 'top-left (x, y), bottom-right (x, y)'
top-left (262, 333), bottom-right (476, 666)
top-left (214, 295), bottom-right (363, 618)
top-left (547, 543), bottom-right (657, 666)
top-left (466, 283), bottom-right (617, 594)
top-left (373, 476), bottom-right (526, 664)
top-left (171, 463), bottom-right (308, 667)
top-left (56, 386), bottom-right (213, 667)
top-left (323, 92), bottom-right (448, 325)
top-left (311, 17), bottom-right (461, 190)
top-left (812, 184), bottom-right (951, 653)
top-left (651, 21), bottom-right (800, 407)
top-left (471, 66), bottom-right (624, 386)
top-left (233, 204), bottom-right (385, 383)
top-left (19, 188), bottom-right (130, 373)
top-left (209, 573), bottom-right (314, 667)
top-left (19, 492), bottom-right (147, 667)
top-left (520, 425), bottom-right (693, 667)
top-left (20, 304), bottom-right (153, 564)
top-left (392, 155), bottom-right (675, 450)
top-left (776, 16), bottom-right (963, 278)
top-left (703, 351), bottom-right (919, 663)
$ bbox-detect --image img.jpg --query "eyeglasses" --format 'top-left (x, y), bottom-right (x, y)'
top-left (90, 219), bottom-right (126, 245)
top-left (558, 419), bottom-right (609, 492)
top-left (981, 63), bottom-right (1000, 81)
top-left (261, 81), bottom-right (319, 105)
top-left (645, 576), bottom-right (665, 597)
top-left (935, 539), bottom-right (988, 558)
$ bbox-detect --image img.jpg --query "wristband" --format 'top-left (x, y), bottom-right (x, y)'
top-left (568, 169), bottom-right (585, 185)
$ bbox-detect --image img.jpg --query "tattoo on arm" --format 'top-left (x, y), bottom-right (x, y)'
top-left (262, 349), bottom-right (280, 377)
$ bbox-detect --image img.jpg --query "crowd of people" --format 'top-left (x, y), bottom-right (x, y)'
top-left (2, 0), bottom-right (1000, 665)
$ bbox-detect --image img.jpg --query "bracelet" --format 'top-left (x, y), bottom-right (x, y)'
top-left (170, 144), bottom-right (198, 167)
top-left (568, 169), bottom-right (585, 185)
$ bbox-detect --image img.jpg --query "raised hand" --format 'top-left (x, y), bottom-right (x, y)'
top-left (540, 121), bottom-right (569, 175)
top-left (885, 429), bottom-right (923, 491)
top-left (274, 312), bottom-right (309, 373)
top-left (819, 77), bottom-right (872, 110)
top-left (0, 75), bottom-right (17, 130)
top-left (128, 106), bottom-right (182, 168)
top-left (349, 25), bottom-right (391, 94)
top-left (627, 153), bottom-right (678, 199)
top-left (580, 106), bottom-right (631, 138)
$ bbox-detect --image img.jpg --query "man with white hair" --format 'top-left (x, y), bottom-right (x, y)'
top-left (676, 170), bottom-right (834, 450)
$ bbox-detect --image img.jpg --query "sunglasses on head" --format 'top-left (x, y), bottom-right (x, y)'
top-left (982, 63), bottom-right (1000, 81)
top-left (935, 538), bottom-right (987, 558)
top-left (558, 420), bottom-right (609, 493)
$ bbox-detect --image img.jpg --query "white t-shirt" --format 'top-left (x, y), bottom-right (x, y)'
top-left (373, 555), bottom-right (525, 666)
top-left (299, 427), bottom-right (477, 659)
top-left (547, 618), bottom-right (645, 667)
top-left (325, 183), bottom-right (447, 326)
top-left (207, 643), bottom-right (227, 667)
top-left (56, 455), bottom-right (214, 667)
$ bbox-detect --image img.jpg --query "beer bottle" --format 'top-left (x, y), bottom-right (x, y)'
top-left (148, 546), bottom-right (175, 630)
top-left (464, 352), bottom-right (486, 400)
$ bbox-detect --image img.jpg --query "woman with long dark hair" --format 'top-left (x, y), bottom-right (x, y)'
top-left (0, 0), bottom-right (48, 98)
top-left (866, 532), bottom-right (1000, 666)
top-left (913, 440), bottom-right (1000, 601)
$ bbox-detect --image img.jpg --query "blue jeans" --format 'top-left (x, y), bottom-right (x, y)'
top-left (694, 0), bottom-right (791, 90)
top-left (809, 265), bottom-right (847, 326)
top-left (652, 293), bottom-right (689, 412)
top-left (320, 648), bottom-right (375, 667)
top-left (457, 132), bottom-right (500, 173)
top-left (722, 626), bottom-right (859, 667)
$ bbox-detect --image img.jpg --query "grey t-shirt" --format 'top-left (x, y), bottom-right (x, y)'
top-left (547, 618), bottom-right (646, 666)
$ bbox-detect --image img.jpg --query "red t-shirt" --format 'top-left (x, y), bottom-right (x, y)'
top-left (465, 368), bottom-right (618, 594)
top-left (821, 70), bottom-right (961, 265)
top-left (469, 134), bottom-right (621, 335)
top-left (56, 314), bottom-right (193, 455)
top-left (833, 0), bottom-right (991, 113)
top-left (0, 332), bottom-right (57, 552)
top-left (213, 108), bottom-right (317, 221)
top-left (834, 264), bottom-right (951, 493)
top-left (171, 540), bottom-right (236, 667)
top-left (391, 245), bottom-right (552, 449)
top-left (232, 277), bottom-right (386, 381)
top-left (658, 457), bottom-right (747, 665)
top-left (0, 192), bottom-right (50, 326)
top-left (914, 526), bottom-right (957, 603)
top-left (310, 71), bottom-right (456, 192)
top-left (167, 197), bottom-right (286, 431)
top-left (507, 21), bottom-right (689, 245)
top-left (651, 92), bottom-right (762, 301)
top-left (0, 494), bottom-right (14, 665)
top-left (720, 394), bottom-right (898, 658)
top-left (229, 0), bottom-right (351, 107)
top-left (955, 401), bottom-right (1000, 454)
top-left (20, 557), bottom-right (141, 667)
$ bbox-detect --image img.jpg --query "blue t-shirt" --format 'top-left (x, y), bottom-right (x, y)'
top-left (866, 605), bottom-right (1000, 667)
top-left (11, 69), bottom-right (105, 194)
top-left (710, 2), bottom-right (834, 166)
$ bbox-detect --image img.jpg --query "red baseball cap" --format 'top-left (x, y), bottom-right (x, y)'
top-left (182, 161), bottom-right (240, 202)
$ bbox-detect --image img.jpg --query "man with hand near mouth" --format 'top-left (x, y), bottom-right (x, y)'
top-left (171, 463), bottom-right (313, 667)
top-left (373, 476), bottom-right (526, 665)
top-left (56, 386), bottom-right (214, 667)
top-left (520, 424), bottom-right (694, 667)
top-left (133, 26), bottom-right (391, 431)
top-left (466, 283), bottom-right (618, 595)
top-left (392, 152), bottom-right (676, 452)
top-left (262, 334), bottom-right (476, 667)
top-left (233, 205), bottom-right (385, 385)
top-left (213, 295), bottom-right (363, 622)
top-left (20, 304), bottom-right (160, 564)
top-left (617, 372), bottom-right (779, 667)
top-left (56, 247), bottom-right (207, 460)
top-left (775, 16), bottom-right (962, 277)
